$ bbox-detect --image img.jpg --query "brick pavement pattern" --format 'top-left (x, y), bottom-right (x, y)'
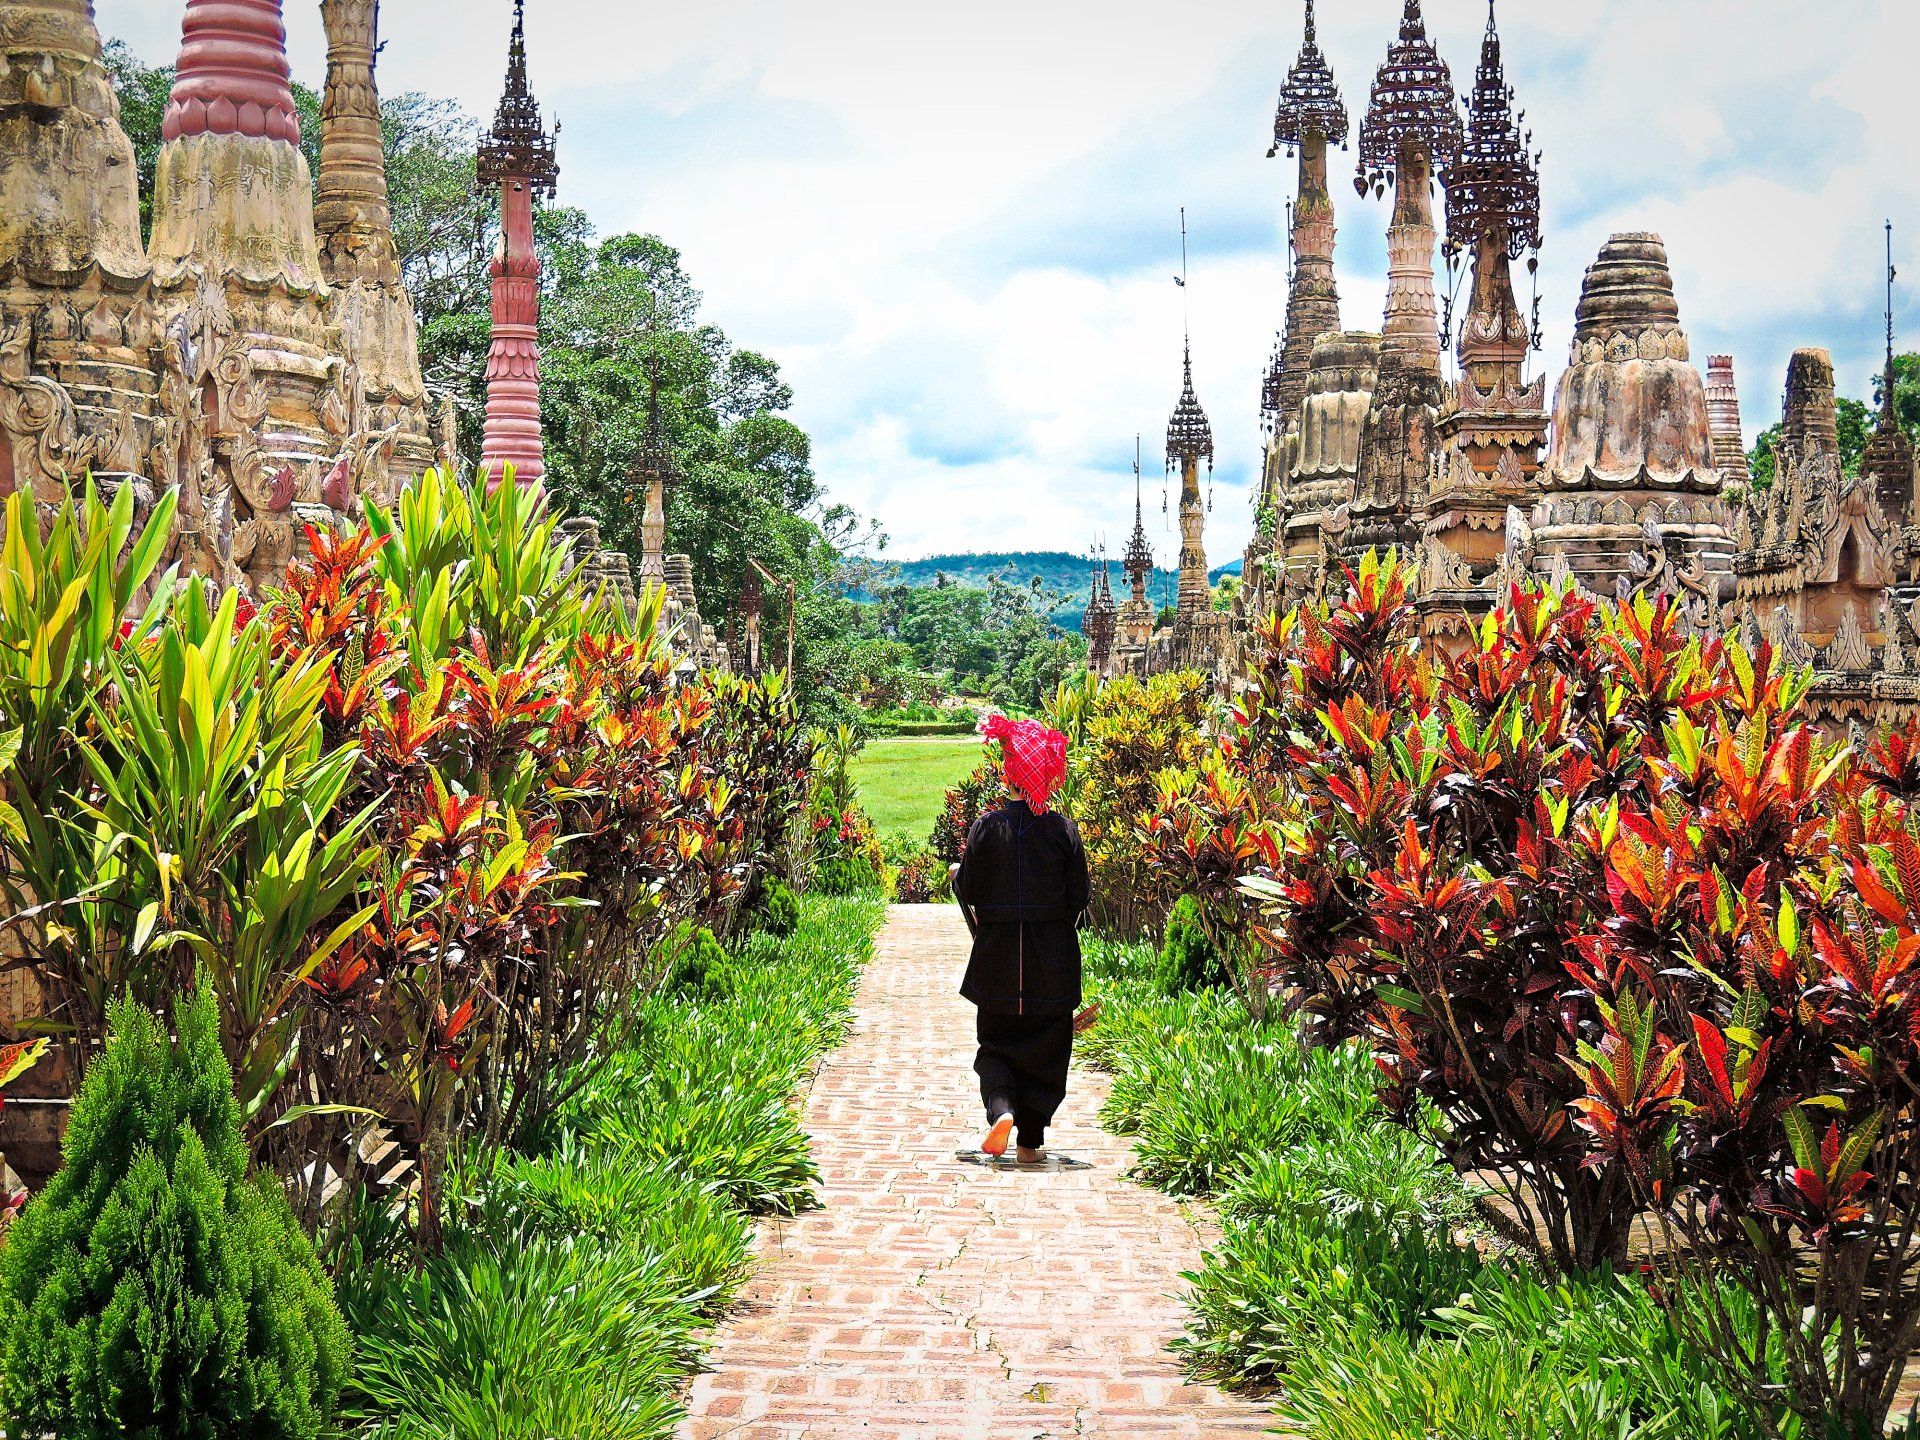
top-left (678, 903), bottom-right (1277, 1440)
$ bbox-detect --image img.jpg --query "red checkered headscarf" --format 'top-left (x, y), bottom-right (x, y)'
top-left (980, 713), bottom-right (1068, 814)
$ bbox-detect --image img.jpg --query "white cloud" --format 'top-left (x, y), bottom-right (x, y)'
top-left (104, 0), bottom-right (1919, 558)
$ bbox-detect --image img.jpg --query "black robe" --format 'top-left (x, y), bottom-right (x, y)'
top-left (954, 799), bottom-right (1089, 1017)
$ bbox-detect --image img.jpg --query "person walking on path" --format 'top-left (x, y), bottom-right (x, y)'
top-left (953, 713), bottom-right (1090, 1163)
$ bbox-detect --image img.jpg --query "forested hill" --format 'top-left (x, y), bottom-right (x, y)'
top-left (883, 552), bottom-right (1241, 619)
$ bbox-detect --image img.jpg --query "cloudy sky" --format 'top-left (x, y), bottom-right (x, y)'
top-left (111, 0), bottom-right (1918, 561)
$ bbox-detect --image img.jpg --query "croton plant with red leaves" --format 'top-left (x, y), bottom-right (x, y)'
top-left (1142, 550), bottom-right (1920, 1432)
top-left (244, 509), bottom-right (794, 1250)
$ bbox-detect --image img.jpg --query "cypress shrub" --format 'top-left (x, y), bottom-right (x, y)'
top-left (754, 878), bottom-right (800, 938)
top-left (0, 985), bottom-right (349, 1440)
top-left (1156, 893), bottom-right (1231, 994)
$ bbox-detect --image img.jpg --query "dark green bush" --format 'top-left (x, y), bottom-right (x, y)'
top-left (813, 851), bottom-right (883, 896)
top-left (1156, 893), bottom-right (1231, 993)
top-left (753, 877), bottom-right (800, 937)
top-left (662, 921), bottom-right (733, 1001)
top-left (0, 986), bottom-right (348, 1440)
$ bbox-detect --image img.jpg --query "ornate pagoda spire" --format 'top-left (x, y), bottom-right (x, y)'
top-left (1350, 0), bottom-right (1460, 559)
top-left (150, 0), bottom-right (326, 297)
top-left (1268, 0), bottom-right (1347, 435)
top-left (1356, 0), bottom-right (1461, 376)
top-left (1081, 544), bottom-right (1118, 677)
top-left (1444, 0), bottom-right (1540, 402)
top-left (1166, 340), bottom-right (1215, 630)
top-left (150, 0), bottom-right (354, 592)
top-left (318, 0), bottom-right (433, 494)
top-left (630, 353), bottom-right (679, 583)
top-left (478, 0), bottom-right (560, 491)
top-left (161, 0), bottom-right (300, 144)
top-left (1417, 2), bottom-right (1546, 637)
top-left (737, 565), bottom-right (765, 674)
top-left (1124, 439), bottom-right (1154, 606)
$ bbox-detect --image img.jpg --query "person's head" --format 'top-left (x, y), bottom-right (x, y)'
top-left (979, 713), bottom-right (1068, 814)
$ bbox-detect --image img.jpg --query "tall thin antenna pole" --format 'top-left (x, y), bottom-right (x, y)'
top-left (1888, 218), bottom-right (1898, 372)
top-left (1180, 206), bottom-right (1191, 344)
top-left (1886, 219), bottom-right (1899, 423)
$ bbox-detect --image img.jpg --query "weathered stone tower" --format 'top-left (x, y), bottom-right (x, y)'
top-left (478, 0), bottom-right (557, 490)
top-left (148, 0), bottom-right (354, 590)
top-left (1525, 233), bottom-right (1729, 612)
top-left (0, 0), bottom-right (157, 508)
top-left (1279, 330), bottom-right (1378, 601)
top-left (317, 0), bottom-right (434, 497)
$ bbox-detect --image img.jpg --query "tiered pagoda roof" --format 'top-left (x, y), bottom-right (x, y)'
top-left (478, 0), bottom-right (559, 198)
top-left (1270, 0), bottom-right (1348, 157)
top-left (1165, 345), bottom-right (1215, 469)
top-left (1444, 1), bottom-right (1541, 260)
top-left (1356, 0), bottom-right (1462, 197)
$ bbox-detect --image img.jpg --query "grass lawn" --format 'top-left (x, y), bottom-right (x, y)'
top-left (854, 735), bottom-right (983, 842)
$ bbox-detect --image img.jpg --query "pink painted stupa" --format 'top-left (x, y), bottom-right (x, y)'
top-left (477, 0), bottom-right (559, 491)
top-left (161, 0), bottom-right (302, 144)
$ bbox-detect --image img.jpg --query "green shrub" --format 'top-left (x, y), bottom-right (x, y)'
top-left (1080, 933), bottom-right (1159, 992)
top-left (662, 921), bottom-right (733, 1001)
top-left (1277, 1268), bottom-right (1795, 1440)
top-left (753, 877), bottom-right (800, 937)
top-left (0, 987), bottom-right (348, 1440)
top-left (576, 1007), bottom-right (821, 1214)
top-left (1077, 983), bottom-right (1239, 1073)
top-left (1156, 893), bottom-right (1231, 993)
top-left (1220, 1125), bottom-right (1475, 1235)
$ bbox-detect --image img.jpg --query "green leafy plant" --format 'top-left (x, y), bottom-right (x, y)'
top-left (0, 985), bottom-right (347, 1439)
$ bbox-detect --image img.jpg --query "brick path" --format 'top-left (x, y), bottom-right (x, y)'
top-left (678, 904), bottom-right (1275, 1440)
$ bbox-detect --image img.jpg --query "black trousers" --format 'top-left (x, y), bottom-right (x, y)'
top-left (974, 1010), bottom-right (1074, 1149)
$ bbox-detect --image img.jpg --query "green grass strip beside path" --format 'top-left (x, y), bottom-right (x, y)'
top-left (337, 893), bottom-right (888, 1440)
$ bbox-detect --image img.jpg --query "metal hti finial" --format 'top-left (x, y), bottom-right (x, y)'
top-left (479, 0), bottom-right (559, 198)
top-left (1272, 0), bottom-right (1348, 157)
top-left (630, 353), bottom-right (681, 491)
top-left (1443, 0), bottom-right (1540, 262)
top-left (1356, 0), bottom-right (1461, 198)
